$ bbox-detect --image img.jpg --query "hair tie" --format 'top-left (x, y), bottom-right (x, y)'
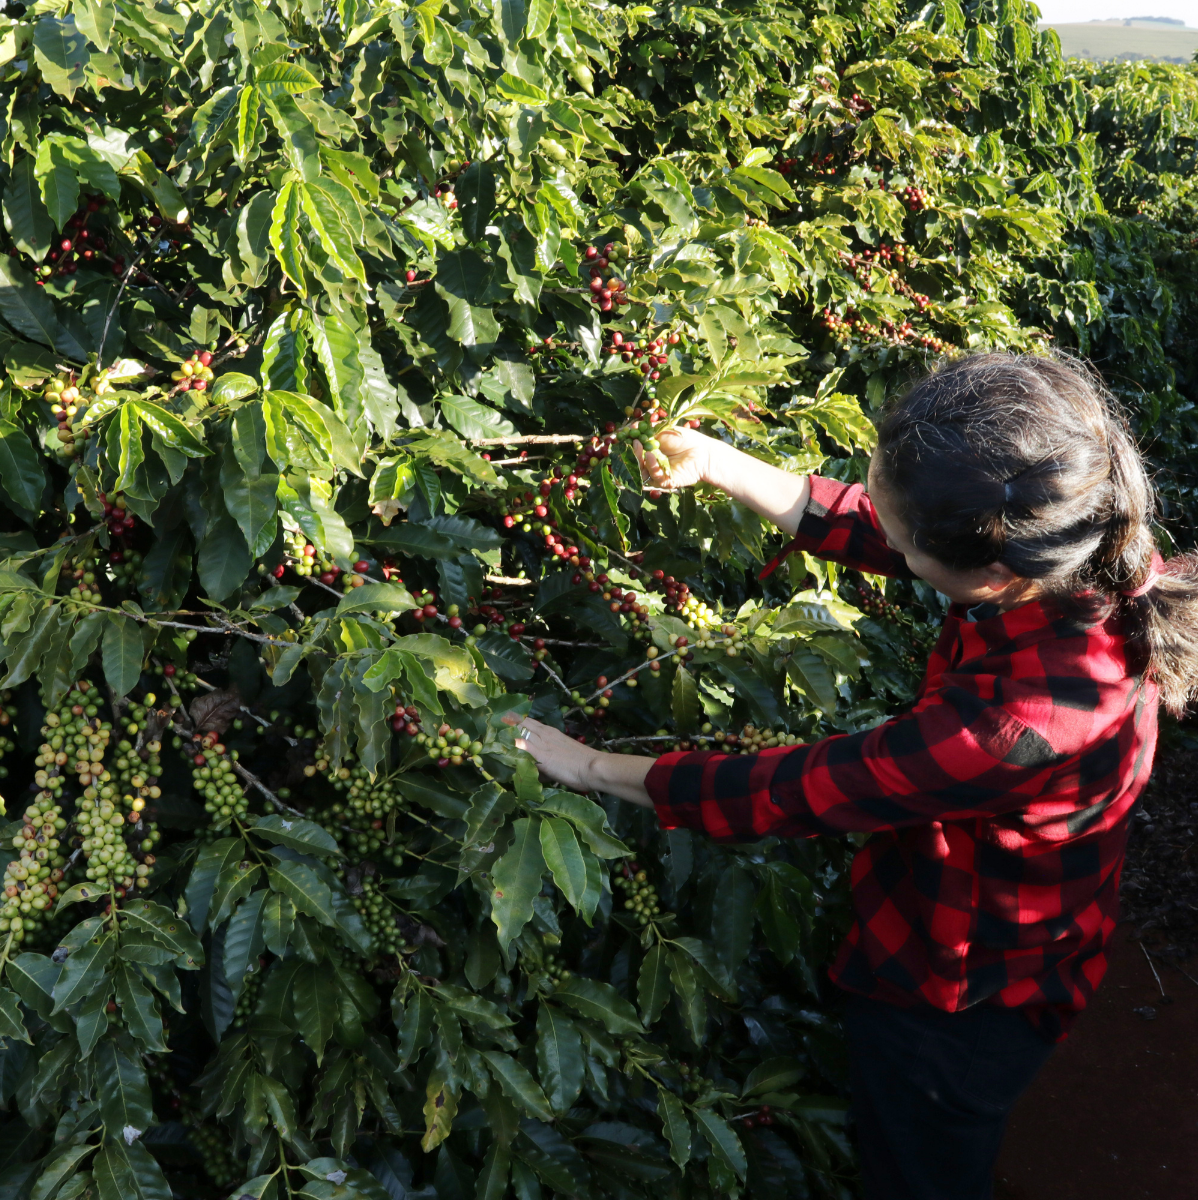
top-left (1121, 551), bottom-right (1164, 598)
top-left (1002, 480), bottom-right (1014, 503)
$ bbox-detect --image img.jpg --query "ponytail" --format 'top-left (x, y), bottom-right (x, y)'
top-left (875, 351), bottom-right (1198, 717)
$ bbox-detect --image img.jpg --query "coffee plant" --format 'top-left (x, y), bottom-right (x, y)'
top-left (0, 1), bottom-right (1195, 1199)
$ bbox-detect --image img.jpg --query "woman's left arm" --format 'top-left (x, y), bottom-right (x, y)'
top-left (509, 717), bottom-right (656, 807)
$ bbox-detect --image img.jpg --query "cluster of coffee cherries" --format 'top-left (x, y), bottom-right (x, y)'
top-left (854, 584), bottom-right (904, 623)
top-left (613, 863), bottom-right (664, 927)
top-left (96, 491), bottom-right (137, 538)
top-left (415, 723), bottom-right (484, 770)
top-left (284, 530), bottom-right (335, 580)
top-left (809, 149), bottom-right (838, 175)
top-left (716, 725), bottom-right (804, 753)
top-left (150, 659), bottom-right (202, 692)
top-left (0, 730), bottom-right (12, 780)
top-left (539, 939), bottom-right (573, 987)
top-left (26, 196), bottom-right (111, 282)
top-left (774, 154), bottom-right (800, 174)
top-left (741, 1105), bottom-right (776, 1130)
top-left (187, 731), bottom-right (249, 830)
top-left (44, 375), bottom-right (90, 459)
top-left (110, 730), bottom-right (164, 808)
top-left (583, 241), bottom-right (630, 313)
top-left (603, 328), bottom-right (679, 381)
top-left (344, 871), bottom-right (411, 958)
top-left (62, 551), bottom-right (104, 605)
top-left (169, 349), bottom-right (214, 392)
top-left (74, 788), bottom-right (152, 892)
top-left (232, 960), bottom-right (266, 1030)
top-left (845, 91), bottom-right (874, 115)
top-left (900, 183), bottom-right (931, 211)
top-left (408, 587), bottom-right (442, 624)
top-left (106, 548), bottom-right (144, 590)
top-left (0, 796), bottom-right (68, 944)
top-left (186, 1119), bottom-right (242, 1188)
top-left (0, 690), bottom-right (13, 730)
top-left (32, 681), bottom-right (107, 801)
top-left (320, 761), bottom-right (406, 864)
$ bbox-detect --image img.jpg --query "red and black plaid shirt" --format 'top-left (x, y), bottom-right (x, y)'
top-left (646, 476), bottom-right (1158, 1040)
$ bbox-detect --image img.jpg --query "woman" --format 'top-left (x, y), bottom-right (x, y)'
top-left (510, 353), bottom-right (1198, 1200)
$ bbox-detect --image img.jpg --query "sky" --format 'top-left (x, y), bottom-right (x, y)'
top-left (1035, 2), bottom-right (1198, 23)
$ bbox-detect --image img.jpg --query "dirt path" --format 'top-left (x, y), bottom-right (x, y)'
top-left (995, 932), bottom-right (1198, 1200)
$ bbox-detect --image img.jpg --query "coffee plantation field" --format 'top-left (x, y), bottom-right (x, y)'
top-left (0, 2), bottom-right (1194, 1199)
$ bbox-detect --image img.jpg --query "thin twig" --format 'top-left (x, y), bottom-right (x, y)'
top-left (471, 434), bottom-right (587, 446)
top-left (1141, 940), bottom-right (1168, 999)
top-left (96, 242), bottom-right (154, 373)
top-left (232, 759), bottom-right (308, 821)
top-left (1146, 945), bottom-right (1198, 990)
top-left (485, 575), bottom-right (536, 587)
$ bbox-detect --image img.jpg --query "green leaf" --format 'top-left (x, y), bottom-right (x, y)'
top-left (114, 963), bottom-right (168, 1052)
top-left (694, 1109), bottom-right (747, 1182)
top-left (489, 817), bottom-right (545, 951)
top-left (119, 900), bottom-right (205, 967)
top-left (551, 976), bottom-right (642, 1036)
top-left (267, 860), bottom-right (336, 927)
top-left (210, 373), bottom-right (261, 405)
top-left (712, 865), bottom-right (755, 973)
top-left (0, 257), bottom-right (88, 358)
top-left (300, 180), bottom-right (365, 283)
top-left (34, 140), bottom-right (79, 231)
top-left (221, 448), bottom-right (278, 559)
top-left (251, 814), bottom-right (341, 857)
top-left (535, 791), bottom-right (630, 858)
top-left (93, 1142), bottom-right (171, 1200)
top-left (196, 511), bottom-right (252, 603)
top-left (742, 1056), bottom-right (806, 1098)
top-left (658, 1090), bottom-right (692, 1168)
top-left (3, 155), bottom-right (54, 261)
top-left (482, 1050), bottom-right (555, 1123)
top-left (95, 1037), bottom-right (154, 1136)
top-left (671, 665), bottom-right (700, 735)
top-left (33, 15), bottom-right (90, 101)
top-left (637, 943), bottom-right (671, 1026)
top-left (30, 1142), bottom-right (96, 1200)
top-left (0, 420), bottom-right (45, 515)
top-left (667, 947), bottom-right (706, 1044)
top-left (101, 614), bottom-right (142, 699)
top-left (51, 929), bottom-right (114, 1013)
top-left (538, 817), bottom-right (587, 913)
top-left (74, 0), bottom-right (115, 52)
top-left (475, 1141), bottom-right (510, 1200)
top-left (294, 961), bottom-right (338, 1063)
top-left (439, 395), bottom-right (516, 441)
top-left (396, 987), bottom-right (435, 1066)
top-left (0, 987), bottom-right (30, 1044)
top-left (270, 181), bottom-right (306, 295)
top-left (535, 1004), bottom-right (584, 1116)
top-left (256, 60), bottom-right (321, 96)
top-left (336, 581), bottom-right (418, 616)
top-left (458, 161), bottom-right (497, 243)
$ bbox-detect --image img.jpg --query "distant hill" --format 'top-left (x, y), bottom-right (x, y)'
top-left (1040, 20), bottom-right (1198, 62)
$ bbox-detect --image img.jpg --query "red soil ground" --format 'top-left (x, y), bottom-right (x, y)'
top-left (995, 932), bottom-right (1198, 1199)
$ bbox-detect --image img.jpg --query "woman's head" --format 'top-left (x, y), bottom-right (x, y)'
top-left (870, 351), bottom-right (1198, 714)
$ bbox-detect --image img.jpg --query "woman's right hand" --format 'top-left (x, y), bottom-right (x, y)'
top-left (634, 426), bottom-right (722, 492)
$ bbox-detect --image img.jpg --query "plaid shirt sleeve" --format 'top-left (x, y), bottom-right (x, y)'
top-left (647, 684), bottom-right (1063, 840)
top-left (763, 475), bottom-right (914, 579)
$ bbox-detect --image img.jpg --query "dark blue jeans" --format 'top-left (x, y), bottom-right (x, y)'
top-left (844, 995), bottom-right (1056, 1200)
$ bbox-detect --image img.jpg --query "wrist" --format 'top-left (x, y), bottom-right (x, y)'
top-left (700, 438), bottom-right (744, 492)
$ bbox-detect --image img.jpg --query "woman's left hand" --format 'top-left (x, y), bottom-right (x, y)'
top-left (505, 715), bottom-right (598, 791)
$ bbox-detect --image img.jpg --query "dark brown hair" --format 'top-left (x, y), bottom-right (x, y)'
top-left (874, 351), bottom-right (1198, 716)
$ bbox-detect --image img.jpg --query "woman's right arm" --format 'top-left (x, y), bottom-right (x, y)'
top-left (638, 428), bottom-right (811, 535)
top-left (639, 426), bottom-right (912, 579)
